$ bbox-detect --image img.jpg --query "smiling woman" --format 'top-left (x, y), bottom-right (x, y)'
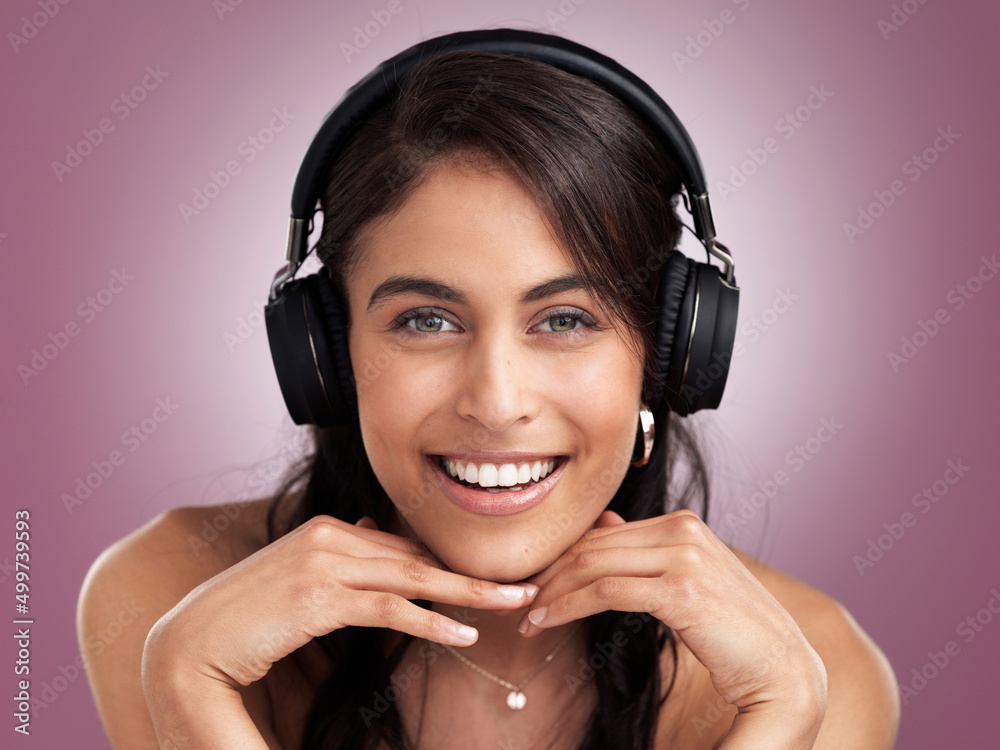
top-left (77, 28), bottom-right (899, 750)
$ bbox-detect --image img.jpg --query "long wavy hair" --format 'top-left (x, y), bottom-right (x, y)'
top-left (266, 42), bottom-right (712, 750)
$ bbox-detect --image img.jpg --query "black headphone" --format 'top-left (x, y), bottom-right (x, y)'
top-left (264, 28), bottom-right (739, 428)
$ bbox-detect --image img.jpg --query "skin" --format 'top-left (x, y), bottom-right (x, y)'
top-left (76, 155), bottom-right (901, 750)
top-left (345, 155), bottom-right (646, 677)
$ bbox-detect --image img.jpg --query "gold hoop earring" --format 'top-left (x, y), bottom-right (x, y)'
top-left (630, 402), bottom-right (655, 467)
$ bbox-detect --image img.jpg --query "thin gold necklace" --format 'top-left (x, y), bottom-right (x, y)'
top-left (438, 624), bottom-right (580, 710)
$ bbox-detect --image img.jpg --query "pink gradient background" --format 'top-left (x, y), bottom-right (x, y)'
top-left (2, 0), bottom-right (997, 746)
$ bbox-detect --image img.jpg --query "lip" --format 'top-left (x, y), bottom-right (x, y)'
top-left (435, 449), bottom-right (564, 463)
top-left (427, 454), bottom-right (568, 516)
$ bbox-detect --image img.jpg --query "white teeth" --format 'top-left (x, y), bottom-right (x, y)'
top-left (441, 456), bottom-right (559, 489)
top-left (478, 464), bottom-right (499, 487)
top-left (517, 464), bottom-right (532, 484)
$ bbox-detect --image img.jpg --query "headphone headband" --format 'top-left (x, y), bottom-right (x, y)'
top-left (271, 28), bottom-right (734, 305)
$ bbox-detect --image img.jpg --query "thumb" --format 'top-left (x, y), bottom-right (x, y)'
top-left (355, 515), bottom-right (378, 530)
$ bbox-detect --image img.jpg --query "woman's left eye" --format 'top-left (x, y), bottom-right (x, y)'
top-left (392, 307), bottom-right (598, 337)
top-left (536, 309), bottom-right (596, 335)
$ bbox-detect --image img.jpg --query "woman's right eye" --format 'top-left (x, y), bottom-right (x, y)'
top-left (394, 309), bottom-right (460, 335)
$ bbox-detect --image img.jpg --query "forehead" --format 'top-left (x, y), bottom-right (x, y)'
top-left (346, 160), bottom-right (578, 304)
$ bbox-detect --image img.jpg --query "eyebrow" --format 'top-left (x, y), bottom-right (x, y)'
top-left (365, 274), bottom-right (589, 313)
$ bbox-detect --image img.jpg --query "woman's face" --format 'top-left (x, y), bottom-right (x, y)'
top-left (345, 157), bottom-right (645, 583)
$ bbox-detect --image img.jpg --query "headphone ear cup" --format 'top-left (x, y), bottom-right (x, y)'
top-left (683, 262), bottom-right (738, 414)
top-left (651, 251), bottom-right (739, 416)
top-left (314, 266), bottom-right (358, 418)
top-left (264, 268), bottom-right (356, 426)
top-left (651, 251), bottom-right (697, 414)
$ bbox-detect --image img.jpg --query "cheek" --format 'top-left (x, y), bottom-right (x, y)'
top-left (560, 343), bottom-right (644, 430)
top-left (354, 353), bottom-right (425, 458)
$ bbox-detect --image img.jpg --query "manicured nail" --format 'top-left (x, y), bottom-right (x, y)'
top-left (527, 607), bottom-right (548, 626)
top-left (451, 624), bottom-right (478, 642)
top-left (498, 584), bottom-right (527, 601)
top-left (523, 583), bottom-right (539, 598)
top-left (517, 613), bottom-right (530, 634)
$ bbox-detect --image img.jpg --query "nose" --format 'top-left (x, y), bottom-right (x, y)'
top-left (454, 328), bottom-right (540, 433)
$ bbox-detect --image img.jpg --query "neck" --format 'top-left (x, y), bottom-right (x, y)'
top-left (380, 507), bottom-right (587, 681)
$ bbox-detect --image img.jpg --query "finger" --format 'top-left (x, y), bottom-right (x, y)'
top-left (339, 589), bottom-right (482, 647)
top-left (330, 556), bottom-right (539, 612)
top-left (355, 516), bottom-right (378, 530)
top-left (528, 511), bottom-right (716, 590)
top-left (517, 547), bottom-right (672, 636)
top-left (518, 576), bottom-right (664, 638)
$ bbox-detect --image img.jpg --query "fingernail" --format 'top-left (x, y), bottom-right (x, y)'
top-left (527, 607), bottom-right (547, 626)
top-left (517, 613), bottom-right (530, 634)
top-left (498, 584), bottom-right (527, 601)
top-left (523, 583), bottom-right (539, 598)
top-left (451, 624), bottom-right (478, 643)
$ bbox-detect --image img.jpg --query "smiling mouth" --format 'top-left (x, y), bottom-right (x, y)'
top-left (432, 455), bottom-right (568, 493)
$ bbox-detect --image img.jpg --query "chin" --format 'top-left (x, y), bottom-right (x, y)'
top-left (429, 539), bottom-right (558, 585)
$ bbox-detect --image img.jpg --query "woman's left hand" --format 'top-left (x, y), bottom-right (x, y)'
top-left (516, 509), bottom-right (828, 748)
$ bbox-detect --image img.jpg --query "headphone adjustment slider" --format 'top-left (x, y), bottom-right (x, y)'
top-left (270, 217), bottom-right (310, 302)
top-left (689, 193), bottom-right (735, 286)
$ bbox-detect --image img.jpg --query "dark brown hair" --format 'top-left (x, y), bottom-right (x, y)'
top-left (267, 43), bottom-right (712, 749)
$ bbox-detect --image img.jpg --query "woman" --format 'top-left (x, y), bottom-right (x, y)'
top-left (78, 33), bottom-right (900, 749)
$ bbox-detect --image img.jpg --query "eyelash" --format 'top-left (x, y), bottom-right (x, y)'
top-left (392, 307), bottom-right (601, 338)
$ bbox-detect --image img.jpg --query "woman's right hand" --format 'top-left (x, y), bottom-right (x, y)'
top-left (141, 513), bottom-right (538, 749)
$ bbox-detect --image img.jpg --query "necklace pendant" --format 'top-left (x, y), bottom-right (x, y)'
top-left (506, 690), bottom-right (527, 710)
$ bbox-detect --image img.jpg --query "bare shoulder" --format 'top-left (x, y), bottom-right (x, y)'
top-left (727, 545), bottom-right (901, 749)
top-left (77, 498), bottom-right (278, 749)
